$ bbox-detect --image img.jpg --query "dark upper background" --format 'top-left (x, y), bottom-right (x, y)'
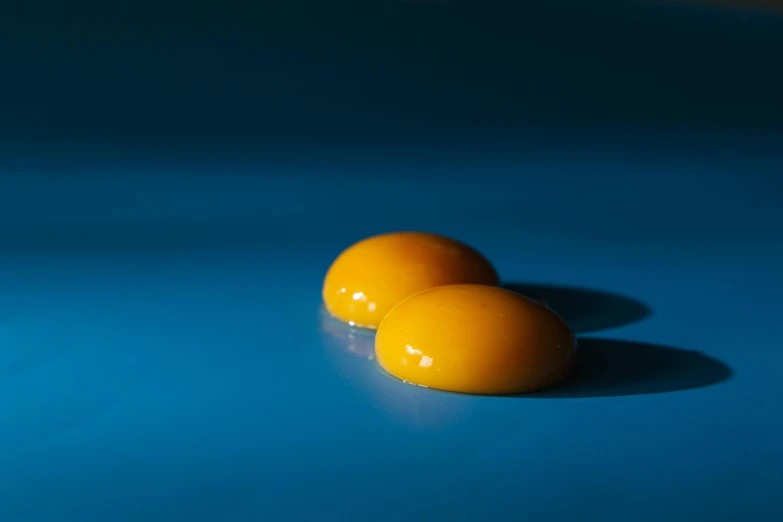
top-left (1, 1), bottom-right (781, 254)
top-left (1, 0), bottom-right (781, 159)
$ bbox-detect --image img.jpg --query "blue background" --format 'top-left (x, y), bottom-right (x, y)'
top-left (1, 1), bottom-right (782, 521)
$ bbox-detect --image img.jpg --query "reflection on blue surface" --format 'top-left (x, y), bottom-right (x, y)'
top-left (319, 308), bottom-right (472, 429)
top-left (318, 307), bottom-right (377, 361)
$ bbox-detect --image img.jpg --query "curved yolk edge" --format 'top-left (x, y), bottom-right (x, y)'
top-left (322, 232), bottom-right (499, 329)
top-left (375, 284), bottom-right (575, 395)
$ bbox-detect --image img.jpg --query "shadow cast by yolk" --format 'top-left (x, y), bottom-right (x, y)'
top-left (504, 283), bottom-right (652, 334)
top-left (527, 338), bottom-right (733, 398)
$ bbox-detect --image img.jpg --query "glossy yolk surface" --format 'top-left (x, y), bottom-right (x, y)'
top-left (322, 232), bottom-right (499, 329)
top-left (375, 285), bottom-right (575, 395)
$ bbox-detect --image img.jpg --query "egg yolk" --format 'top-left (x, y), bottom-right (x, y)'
top-left (375, 285), bottom-right (575, 395)
top-left (322, 232), bottom-right (499, 329)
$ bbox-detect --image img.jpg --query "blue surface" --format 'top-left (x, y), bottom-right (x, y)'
top-left (0, 158), bottom-right (781, 521)
top-left (1, 1), bottom-right (783, 521)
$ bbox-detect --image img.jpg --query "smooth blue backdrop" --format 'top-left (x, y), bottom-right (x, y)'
top-left (1, 154), bottom-right (781, 521)
top-left (1, 1), bottom-right (782, 521)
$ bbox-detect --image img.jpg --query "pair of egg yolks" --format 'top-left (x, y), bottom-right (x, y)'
top-left (322, 233), bottom-right (574, 394)
top-left (322, 232), bottom-right (500, 329)
top-left (375, 285), bottom-right (575, 395)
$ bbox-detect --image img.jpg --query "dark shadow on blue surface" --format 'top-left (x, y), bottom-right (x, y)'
top-left (504, 283), bottom-right (652, 333)
top-left (528, 338), bottom-right (733, 398)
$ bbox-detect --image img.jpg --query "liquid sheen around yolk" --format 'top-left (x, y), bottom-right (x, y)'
top-left (375, 285), bottom-right (576, 395)
top-left (322, 232), bottom-right (499, 329)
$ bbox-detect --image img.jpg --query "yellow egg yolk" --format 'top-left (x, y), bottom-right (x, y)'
top-left (322, 232), bottom-right (499, 329)
top-left (375, 285), bottom-right (575, 395)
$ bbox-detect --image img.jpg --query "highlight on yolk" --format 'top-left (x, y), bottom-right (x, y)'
top-left (375, 285), bottom-right (576, 395)
top-left (322, 232), bottom-right (499, 329)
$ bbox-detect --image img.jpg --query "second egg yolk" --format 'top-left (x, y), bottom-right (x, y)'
top-left (375, 285), bottom-right (576, 395)
top-left (322, 232), bottom-right (499, 329)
